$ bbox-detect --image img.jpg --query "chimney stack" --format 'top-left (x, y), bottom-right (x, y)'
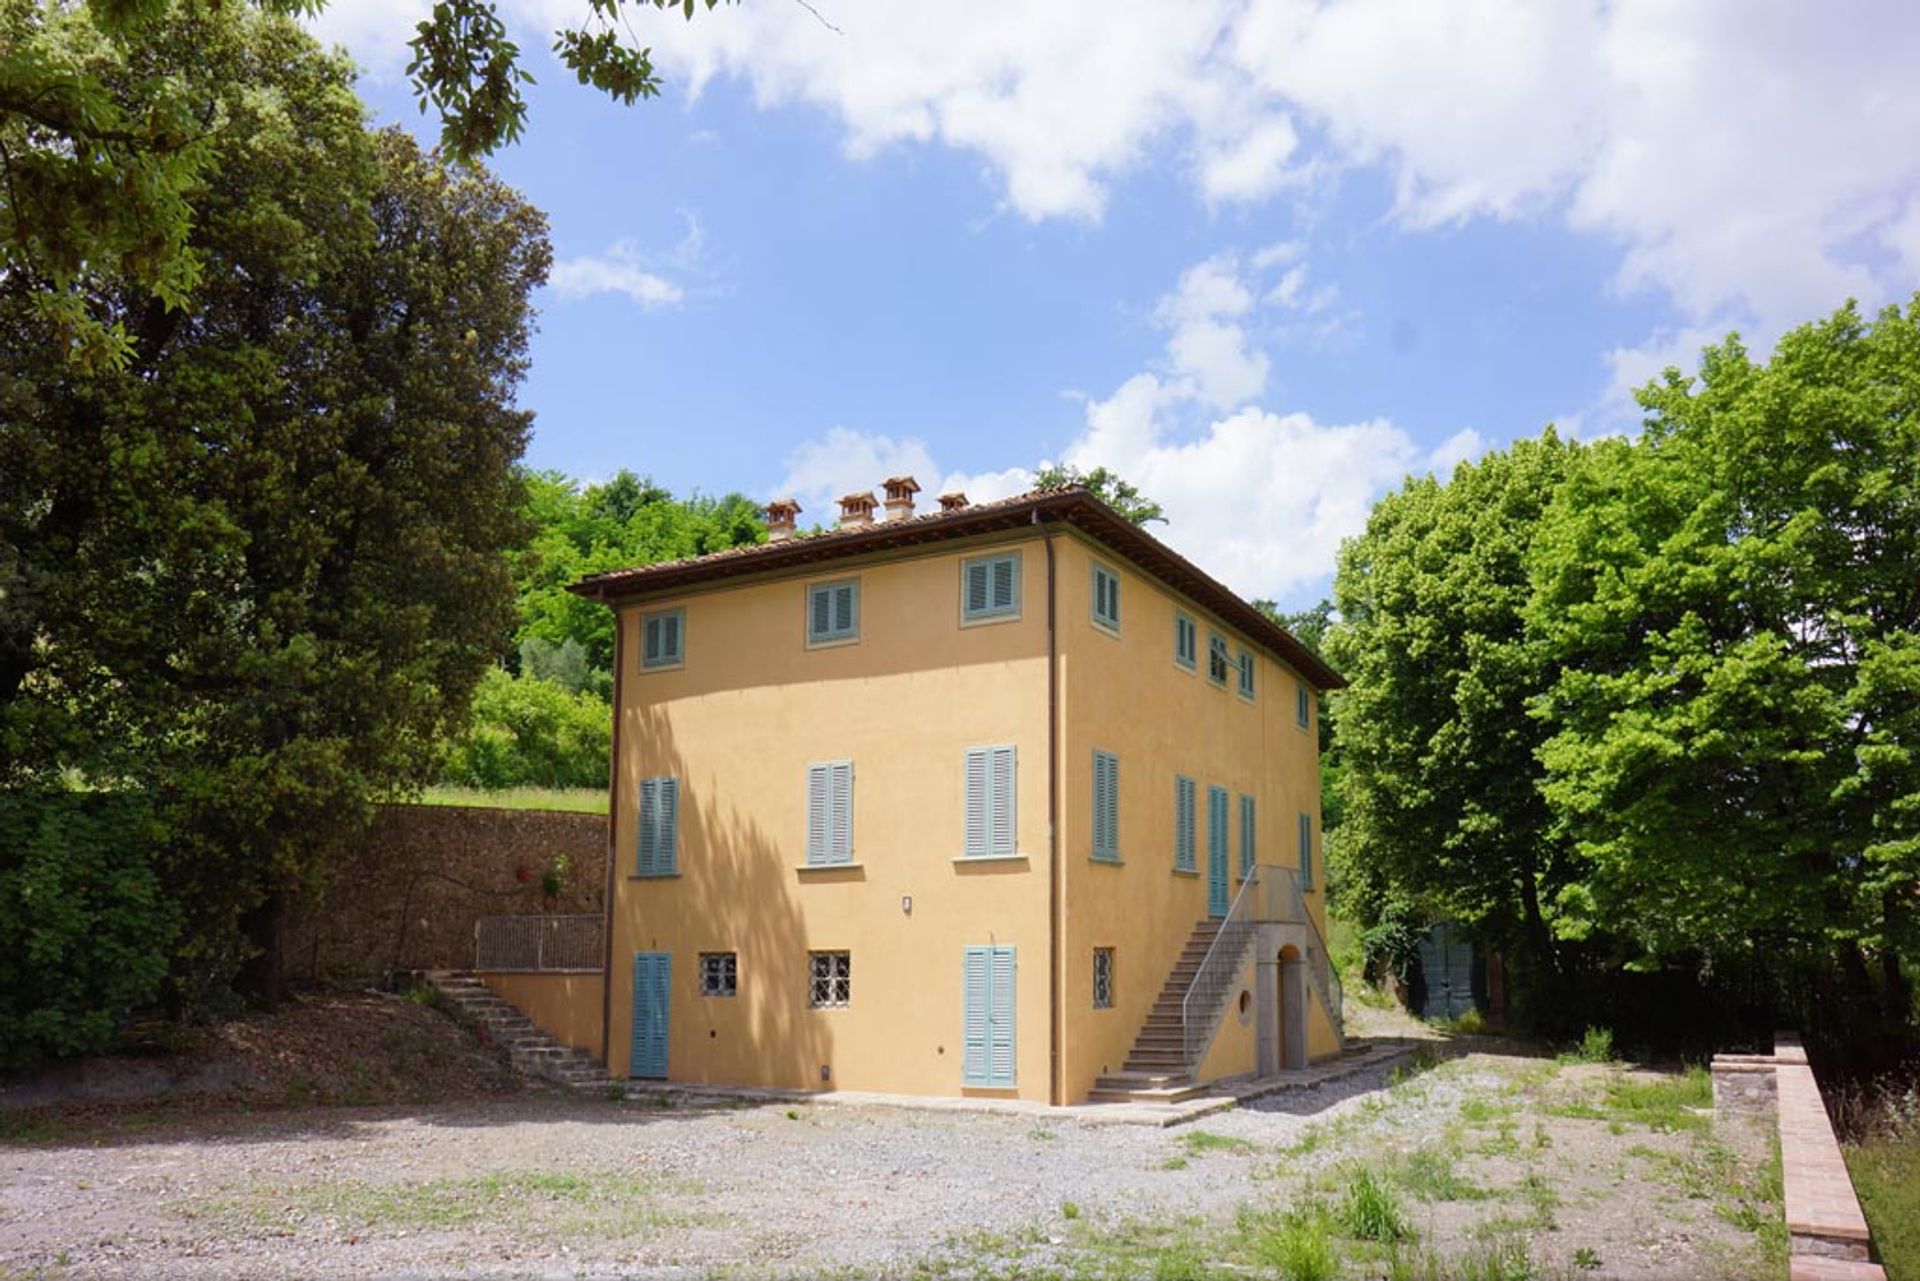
top-left (837, 491), bottom-right (878, 529)
top-left (938, 491), bottom-right (969, 512)
top-left (881, 475), bottom-right (921, 521)
top-left (765, 498), bottom-right (801, 542)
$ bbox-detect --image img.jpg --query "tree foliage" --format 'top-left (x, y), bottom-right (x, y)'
top-left (1329, 300), bottom-right (1920, 1040)
top-left (438, 667), bottom-right (612, 790)
top-left (1, 0), bottom-right (713, 371)
top-left (1034, 463), bottom-right (1167, 526)
top-left (1, 5), bottom-right (549, 1022)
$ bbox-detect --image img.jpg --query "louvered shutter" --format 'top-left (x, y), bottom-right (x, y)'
top-left (629, 952), bottom-right (670, 1078)
top-left (962, 947), bottom-right (990, 1084)
top-left (965, 560), bottom-right (990, 616)
top-left (1299, 813), bottom-right (1313, 890)
top-left (805, 765), bottom-right (831, 865)
top-left (1240, 794), bottom-right (1255, 879)
top-left (987, 947), bottom-right (1017, 1086)
top-left (833, 584), bottom-right (855, 635)
top-left (830, 761), bottom-right (854, 863)
top-left (642, 616), bottom-right (663, 666)
top-left (811, 586), bottom-right (832, 640)
top-left (1175, 776), bottom-right (1195, 871)
top-left (989, 746), bottom-right (1016, 855)
top-left (658, 778), bottom-right (679, 873)
top-left (963, 749), bottom-right (990, 856)
top-left (990, 557), bottom-right (1016, 612)
top-left (662, 612), bottom-right (681, 662)
top-left (1092, 751), bottom-right (1118, 860)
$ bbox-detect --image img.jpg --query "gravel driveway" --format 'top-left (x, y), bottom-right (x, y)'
top-left (1, 1051), bottom-right (1776, 1280)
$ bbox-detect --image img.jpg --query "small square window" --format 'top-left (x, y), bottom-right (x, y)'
top-left (1174, 612), bottom-right (1197, 670)
top-left (963, 553), bottom-right (1021, 621)
top-left (1207, 633), bottom-right (1231, 685)
top-left (808, 580), bottom-right (860, 645)
top-left (1296, 682), bottom-right (1312, 730)
top-left (809, 951), bottom-right (851, 1008)
top-left (1092, 564), bottom-right (1120, 630)
top-left (1237, 649), bottom-right (1255, 699)
top-left (699, 952), bottom-right (737, 997)
top-left (1093, 948), bottom-right (1115, 1009)
top-left (641, 607), bottom-right (684, 669)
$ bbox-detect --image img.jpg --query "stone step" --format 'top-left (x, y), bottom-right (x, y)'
top-left (1088, 1082), bottom-right (1210, 1104)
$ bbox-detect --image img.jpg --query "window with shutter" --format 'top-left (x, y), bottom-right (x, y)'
top-left (641, 608), bottom-right (685, 669)
top-left (1237, 648), bottom-right (1255, 699)
top-left (1091, 750), bottom-right (1119, 862)
top-left (1091, 563), bottom-right (1120, 630)
top-left (804, 761), bottom-right (855, 865)
top-left (963, 745), bottom-right (1018, 857)
top-left (1174, 612), bottom-right (1197, 670)
top-left (962, 552), bottom-right (1020, 622)
top-left (807, 579), bottom-right (860, 645)
top-left (1296, 681), bottom-right (1312, 730)
top-left (1174, 775), bottom-right (1196, 872)
top-left (962, 945), bottom-right (1016, 1087)
top-left (636, 776), bottom-right (679, 876)
top-left (1299, 813), bottom-right (1314, 890)
top-left (1239, 793), bottom-right (1255, 880)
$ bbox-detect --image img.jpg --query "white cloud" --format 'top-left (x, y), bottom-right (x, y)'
top-left (546, 214), bottom-right (713, 309)
top-left (775, 254), bottom-right (1480, 601)
top-left (306, 0), bottom-right (432, 80)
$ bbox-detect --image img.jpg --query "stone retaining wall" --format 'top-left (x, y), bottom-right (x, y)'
top-left (284, 805), bottom-right (607, 985)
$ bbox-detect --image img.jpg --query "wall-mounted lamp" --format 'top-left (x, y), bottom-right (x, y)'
top-left (901, 895), bottom-right (913, 915)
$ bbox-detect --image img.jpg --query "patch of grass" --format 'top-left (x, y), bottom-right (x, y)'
top-left (1030, 1127), bottom-right (1058, 1142)
top-left (1389, 1045), bottom-right (1444, 1088)
top-left (230, 1169), bottom-right (675, 1239)
top-left (1845, 1127), bottom-right (1920, 1281)
top-left (1437, 1009), bottom-right (1492, 1036)
top-left (1393, 1146), bottom-right (1486, 1202)
top-left (1571, 1246), bottom-right (1602, 1271)
top-left (1180, 1129), bottom-right (1255, 1156)
top-left (1161, 1155), bottom-right (1191, 1171)
top-left (410, 785), bottom-right (608, 814)
top-left (1244, 1205), bottom-right (1342, 1281)
top-left (1459, 1096), bottom-right (1517, 1124)
top-left (1061, 1201), bottom-right (1082, 1220)
top-left (1384, 1238), bottom-right (1536, 1281)
top-left (1342, 1167), bottom-right (1414, 1242)
top-left (1602, 1067), bottom-right (1710, 1132)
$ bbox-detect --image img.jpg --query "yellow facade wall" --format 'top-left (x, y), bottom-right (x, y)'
top-left (605, 534), bottom-right (1056, 1099)
top-left (1194, 949), bottom-right (1259, 1084)
top-left (1053, 532), bottom-right (1334, 1102)
top-left (481, 972), bottom-right (604, 1054)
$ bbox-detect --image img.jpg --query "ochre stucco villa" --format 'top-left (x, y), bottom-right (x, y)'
top-left (481, 479), bottom-right (1347, 1106)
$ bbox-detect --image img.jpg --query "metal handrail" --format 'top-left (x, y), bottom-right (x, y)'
top-left (474, 914), bottom-right (603, 972)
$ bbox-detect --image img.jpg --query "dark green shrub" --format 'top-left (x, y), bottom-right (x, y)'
top-left (0, 792), bottom-right (179, 1069)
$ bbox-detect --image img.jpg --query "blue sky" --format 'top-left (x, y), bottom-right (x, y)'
top-left (310, 0), bottom-right (1920, 605)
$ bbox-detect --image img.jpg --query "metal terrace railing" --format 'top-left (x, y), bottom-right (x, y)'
top-left (473, 914), bottom-right (603, 972)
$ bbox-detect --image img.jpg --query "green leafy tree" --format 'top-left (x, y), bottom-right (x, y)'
top-left (1327, 432), bottom-right (1585, 995)
top-left (438, 667), bottom-right (612, 789)
top-left (1034, 463), bottom-right (1167, 526)
top-left (2, 6), bottom-right (550, 1009)
top-left (2, 0), bottom-right (718, 370)
top-left (1528, 300), bottom-right (1920, 1023)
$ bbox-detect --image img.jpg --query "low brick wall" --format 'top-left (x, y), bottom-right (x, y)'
top-left (285, 804), bottom-right (607, 985)
top-left (1713, 1034), bottom-right (1887, 1281)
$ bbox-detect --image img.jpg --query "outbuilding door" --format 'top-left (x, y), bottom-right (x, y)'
top-left (629, 952), bottom-right (670, 1079)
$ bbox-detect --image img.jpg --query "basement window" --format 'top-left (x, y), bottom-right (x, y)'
top-left (699, 952), bottom-right (737, 998)
top-left (1093, 948), bottom-right (1115, 1010)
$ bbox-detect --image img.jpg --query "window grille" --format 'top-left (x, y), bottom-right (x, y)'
top-left (809, 951), bottom-right (851, 1007)
top-left (699, 952), bottom-right (737, 997)
top-left (1093, 948), bottom-right (1115, 1009)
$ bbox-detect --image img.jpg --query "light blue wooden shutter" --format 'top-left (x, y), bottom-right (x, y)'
top-left (833, 583), bottom-right (856, 635)
top-left (965, 559), bottom-right (991, 617)
top-left (830, 761), bottom-right (853, 862)
top-left (1207, 785), bottom-right (1229, 915)
top-left (1175, 775), bottom-right (1196, 871)
top-left (989, 746), bottom-right (1016, 855)
top-left (1092, 751), bottom-right (1118, 861)
top-left (1238, 649), bottom-right (1254, 697)
top-left (637, 777), bottom-right (678, 875)
top-left (962, 946), bottom-right (1016, 1087)
top-left (810, 586), bottom-right (833, 640)
top-left (963, 749), bottom-right (989, 856)
top-left (629, 952), bottom-right (670, 1078)
top-left (643, 615), bottom-right (663, 666)
top-left (1299, 813), bottom-right (1314, 890)
top-left (962, 946), bottom-right (990, 1083)
top-left (987, 947), bottom-right (1016, 1086)
top-left (805, 765), bottom-right (831, 865)
top-left (1239, 793), bottom-right (1255, 879)
top-left (990, 556), bottom-right (1017, 613)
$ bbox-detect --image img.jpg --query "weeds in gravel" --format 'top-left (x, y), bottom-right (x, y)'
top-left (1558, 1027), bottom-right (1616, 1065)
top-left (1242, 1204), bottom-right (1341, 1281)
top-left (1161, 1154), bottom-right (1191, 1170)
top-left (1342, 1167), bottom-right (1414, 1241)
top-left (1061, 1201), bottom-right (1082, 1220)
top-left (1393, 1146), bottom-right (1486, 1202)
top-left (1541, 1066), bottom-right (1709, 1133)
top-left (222, 1169), bottom-right (678, 1239)
top-left (1180, 1130), bottom-right (1254, 1156)
top-left (1386, 1237), bottom-right (1539, 1281)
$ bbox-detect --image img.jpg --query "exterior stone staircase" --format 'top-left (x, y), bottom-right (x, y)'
top-left (425, 970), bottom-right (612, 1091)
top-left (1089, 919), bottom-right (1252, 1104)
